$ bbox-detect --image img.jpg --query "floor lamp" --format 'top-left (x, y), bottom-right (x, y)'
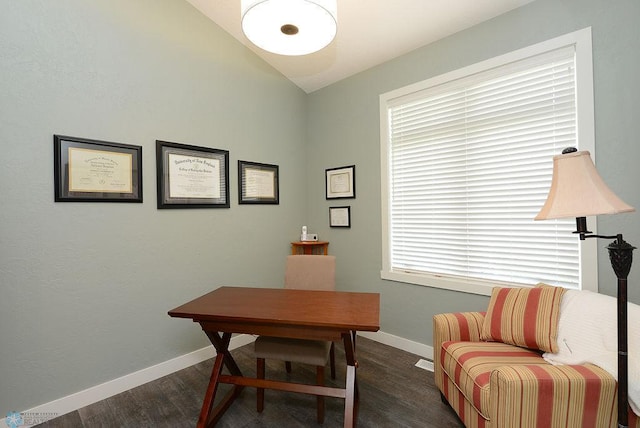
top-left (535, 147), bottom-right (636, 428)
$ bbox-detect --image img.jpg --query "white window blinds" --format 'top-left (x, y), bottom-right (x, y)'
top-left (385, 45), bottom-right (582, 289)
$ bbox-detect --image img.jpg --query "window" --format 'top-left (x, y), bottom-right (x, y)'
top-left (380, 28), bottom-right (597, 296)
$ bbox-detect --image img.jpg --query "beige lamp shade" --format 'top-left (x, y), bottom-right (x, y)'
top-left (535, 150), bottom-right (635, 220)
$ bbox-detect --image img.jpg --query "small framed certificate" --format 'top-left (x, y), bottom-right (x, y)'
top-left (53, 135), bottom-right (142, 202)
top-left (325, 165), bottom-right (355, 199)
top-left (156, 140), bottom-right (229, 209)
top-left (238, 160), bottom-right (279, 204)
top-left (329, 206), bottom-right (351, 228)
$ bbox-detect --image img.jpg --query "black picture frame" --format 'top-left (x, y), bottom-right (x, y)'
top-left (329, 206), bottom-right (351, 228)
top-left (325, 165), bottom-right (355, 199)
top-left (238, 160), bottom-right (279, 205)
top-left (53, 135), bottom-right (142, 203)
top-left (156, 140), bottom-right (229, 209)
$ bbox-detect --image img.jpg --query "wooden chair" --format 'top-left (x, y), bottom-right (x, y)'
top-left (254, 255), bottom-right (337, 423)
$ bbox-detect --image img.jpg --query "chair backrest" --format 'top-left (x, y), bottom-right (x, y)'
top-left (284, 255), bottom-right (335, 291)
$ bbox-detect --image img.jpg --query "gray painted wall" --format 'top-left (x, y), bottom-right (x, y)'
top-left (0, 0), bottom-right (307, 415)
top-left (2, 0), bottom-right (639, 417)
top-left (306, 0), bottom-right (640, 343)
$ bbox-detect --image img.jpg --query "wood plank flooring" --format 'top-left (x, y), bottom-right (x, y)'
top-left (37, 337), bottom-right (463, 427)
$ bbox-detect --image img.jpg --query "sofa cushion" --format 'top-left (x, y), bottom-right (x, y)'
top-left (481, 284), bottom-right (566, 353)
top-left (440, 340), bottom-right (546, 419)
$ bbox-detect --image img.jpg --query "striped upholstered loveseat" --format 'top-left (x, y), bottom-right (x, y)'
top-left (433, 285), bottom-right (639, 428)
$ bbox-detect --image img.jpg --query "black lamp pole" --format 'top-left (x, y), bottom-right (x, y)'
top-left (574, 217), bottom-right (635, 428)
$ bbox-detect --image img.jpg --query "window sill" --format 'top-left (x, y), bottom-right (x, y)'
top-left (380, 270), bottom-right (536, 296)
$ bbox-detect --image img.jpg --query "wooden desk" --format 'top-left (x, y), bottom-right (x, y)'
top-left (168, 286), bottom-right (380, 428)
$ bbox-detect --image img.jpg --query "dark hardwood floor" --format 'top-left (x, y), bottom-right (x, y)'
top-left (37, 337), bottom-right (463, 427)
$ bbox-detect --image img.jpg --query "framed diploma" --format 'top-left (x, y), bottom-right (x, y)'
top-left (53, 135), bottom-right (142, 202)
top-left (238, 160), bottom-right (279, 204)
top-left (156, 140), bottom-right (229, 209)
top-left (325, 165), bottom-right (355, 199)
top-left (329, 206), bottom-right (351, 228)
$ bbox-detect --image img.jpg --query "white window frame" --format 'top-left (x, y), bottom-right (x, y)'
top-left (379, 28), bottom-right (598, 296)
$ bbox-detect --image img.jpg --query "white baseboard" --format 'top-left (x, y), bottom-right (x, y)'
top-left (1, 334), bottom-right (256, 427)
top-left (358, 330), bottom-right (433, 360)
top-left (2, 331), bottom-right (432, 426)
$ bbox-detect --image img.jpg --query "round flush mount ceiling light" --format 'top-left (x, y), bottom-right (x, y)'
top-left (241, 0), bottom-right (337, 56)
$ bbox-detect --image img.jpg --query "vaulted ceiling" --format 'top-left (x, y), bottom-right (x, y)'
top-left (186, 0), bottom-right (534, 93)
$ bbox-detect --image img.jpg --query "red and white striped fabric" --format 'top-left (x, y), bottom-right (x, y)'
top-left (481, 285), bottom-right (566, 353)
top-left (434, 311), bottom-right (640, 427)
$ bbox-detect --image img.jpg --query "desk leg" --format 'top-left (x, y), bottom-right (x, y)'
top-left (206, 331), bottom-right (243, 377)
top-left (197, 352), bottom-right (224, 428)
top-left (342, 331), bottom-right (359, 428)
top-left (197, 331), bottom-right (244, 428)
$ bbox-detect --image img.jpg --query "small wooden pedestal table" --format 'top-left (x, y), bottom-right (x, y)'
top-left (291, 241), bottom-right (329, 255)
top-left (168, 286), bottom-right (380, 428)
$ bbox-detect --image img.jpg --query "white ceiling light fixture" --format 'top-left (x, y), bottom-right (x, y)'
top-left (241, 0), bottom-right (337, 56)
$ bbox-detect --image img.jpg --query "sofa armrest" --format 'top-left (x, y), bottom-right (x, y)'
top-left (489, 363), bottom-right (618, 428)
top-left (433, 311), bottom-right (486, 344)
top-left (433, 312), bottom-right (485, 392)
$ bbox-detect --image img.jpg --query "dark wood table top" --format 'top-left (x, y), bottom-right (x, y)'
top-left (168, 286), bottom-right (380, 332)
